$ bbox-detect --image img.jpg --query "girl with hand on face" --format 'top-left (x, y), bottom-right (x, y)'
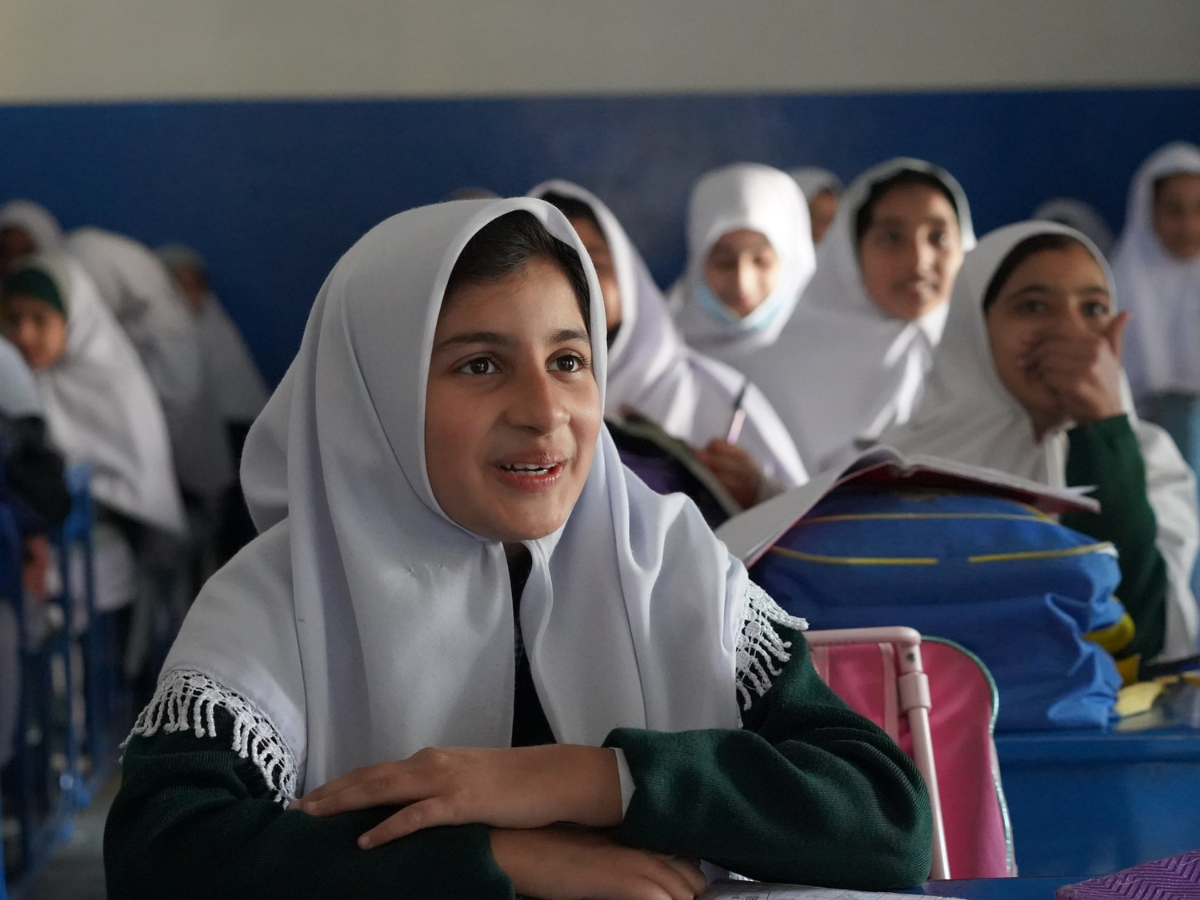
top-left (1111, 142), bottom-right (1200, 416)
top-left (0, 253), bottom-right (187, 619)
top-left (531, 181), bottom-right (806, 509)
top-left (105, 199), bottom-right (932, 900)
top-left (882, 222), bottom-right (1199, 664)
top-left (751, 159), bottom-right (973, 474)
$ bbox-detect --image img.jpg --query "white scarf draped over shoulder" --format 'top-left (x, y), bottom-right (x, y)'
top-left (881, 221), bottom-right (1199, 661)
top-left (747, 158), bottom-right (976, 473)
top-left (19, 252), bottom-right (186, 536)
top-left (0, 200), bottom-right (63, 254)
top-left (1111, 142), bottom-right (1200, 405)
top-left (669, 163), bottom-right (816, 362)
top-left (148, 198), bottom-right (802, 798)
top-left (529, 180), bottom-right (806, 488)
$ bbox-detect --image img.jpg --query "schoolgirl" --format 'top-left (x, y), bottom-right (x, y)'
top-left (790, 167), bottom-right (843, 244)
top-left (530, 180), bottom-right (806, 506)
top-left (105, 198), bottom-right (931, 898)
top-left (882, 221), bottom-right (1199, 662)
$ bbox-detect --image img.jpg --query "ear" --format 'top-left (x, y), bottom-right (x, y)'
top-left (1106, 311), bottom-right (1131, 359)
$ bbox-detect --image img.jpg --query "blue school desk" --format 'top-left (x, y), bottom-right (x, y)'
top-left (994, 682), bottom-right (1200, 877)
top-left (919, 876), bottom-right (1078, 899)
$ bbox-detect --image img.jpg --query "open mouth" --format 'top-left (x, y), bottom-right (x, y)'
top-left (493, 460), bottom-right (567, 491)
top-left (502, 463), bottom-right (557, 476)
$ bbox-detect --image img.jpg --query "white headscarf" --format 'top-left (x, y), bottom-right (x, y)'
top-left (529, 180), bottom-right (806, 488)
top-left (1111, 142), bottom-right (1200, 404)
top-left (747, 158), bottom-right (976, 473)
top-left (0, 200), bottom-right (63, 254)
top-left (669, 163), bottom-right (816, 361)
top-left (1033, 198), bottom-right (1115, 257)
top-left (157, 244), bottom-right (271, 424)
top-left (789, 168), bottom-right (843, 202)
top-left (13, 252), bottom-right (186, 537)
top-left (881, 221), bottom-right (1199, 660)
top-left (160, 198), bottom-right (761, 792)
top-left (0, 337), bottom-right (42, 418)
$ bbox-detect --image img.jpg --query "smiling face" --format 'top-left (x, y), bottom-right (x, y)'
top-left (1152, 172), bottom-right (1200, 261)
top-left (858, 183), bottom-right (964, 321)
top-left (703, 229), bottom-right (781, 319)
top-left (424, 258), bottom-right (601, 544)
top-left (1, 294), bottom-right (68, 369)
top-left (985, 242), bottom-right (1114, 430)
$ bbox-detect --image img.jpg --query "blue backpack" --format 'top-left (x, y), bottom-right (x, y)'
top-left (749, 485), bottom-right (1125, 731)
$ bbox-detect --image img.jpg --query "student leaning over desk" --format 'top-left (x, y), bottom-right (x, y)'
top-left (104, 197), bottom-right (931, 900)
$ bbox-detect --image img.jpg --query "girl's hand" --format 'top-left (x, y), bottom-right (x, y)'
top-left (293, 744), bottom-right (623, 849)
top-left (491, 826), bottom-right (707, 900)
top-left (1028, 313), bottom-right (1128, 426)
top-left (695, 439), bottom-right (761, 509)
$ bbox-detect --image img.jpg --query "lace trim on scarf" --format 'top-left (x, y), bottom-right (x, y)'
top-left (125, 668), bottom-right (299, 803)
top-left (735, 581), bottom-right (809, 716)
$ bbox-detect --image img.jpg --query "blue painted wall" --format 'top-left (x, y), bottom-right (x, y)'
top-left (2, 88), bottom-right (1198, 383)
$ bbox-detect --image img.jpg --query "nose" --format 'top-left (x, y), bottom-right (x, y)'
top-left (736, 257), bottom-right (759, 304)
top-left (505, 365), bottom-right (569, 435)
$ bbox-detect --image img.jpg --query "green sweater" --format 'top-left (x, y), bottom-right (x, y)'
top-left (104, 619), bottom-right (932, 898)
top-left (1061, 414), bottom-right (1171, 661)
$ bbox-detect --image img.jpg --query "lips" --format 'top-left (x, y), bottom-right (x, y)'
top-left (492, 453), bottom-right (568, 492)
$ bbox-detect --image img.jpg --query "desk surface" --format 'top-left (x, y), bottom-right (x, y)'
top-left (919, 876), bottom-right (1078, 900)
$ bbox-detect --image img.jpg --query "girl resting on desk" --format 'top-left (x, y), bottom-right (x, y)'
top-left (104, 198), bottom-right (932, 900)
top-left (881, 221), bottom-right (1200, 665)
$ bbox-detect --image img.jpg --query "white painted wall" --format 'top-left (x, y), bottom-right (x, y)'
top-left (2, 0), bottom-right (1200, 103)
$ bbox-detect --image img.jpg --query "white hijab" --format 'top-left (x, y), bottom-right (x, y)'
top-left (161, 198), bottom-right (759, 793)
top-left (0, 337), bottom-right (42, 418)
top-left (1111, 142), bottom-right (1200, 404)
top-left (669, 163), bottom-right (816, 361)
top-left (789, 168), bottom-right (843, 202)
top-left (0, 200), bottom-right (63, 254)
top-left (1033, 198), bottom-right (1115, 257)
top-left (748, 158), bottom-right (976, 473)
top-left (15, 253), bottom-right (186, 536)
top-left (529, 180), bottom-right (806, 488)
top-left (157, 244), bottom-right (271, 424)
top-left (882, 221), bottom-right (1199, 661)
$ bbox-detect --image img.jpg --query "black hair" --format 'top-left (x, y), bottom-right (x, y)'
top-left (445, 210), bottom-right (592, 336)
top-left (981, 233), bottom-right (1092, 312)
top-left (540, 192), bottom-right (605, 238)
top-left (854, 170), bottom-right (960, 247)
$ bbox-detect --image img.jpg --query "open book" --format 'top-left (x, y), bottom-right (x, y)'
top-left (716, 446), bottom-right (1099, 567)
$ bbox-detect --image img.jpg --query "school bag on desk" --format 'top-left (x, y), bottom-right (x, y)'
top-left (718, 447), bottom-right (1127, 732)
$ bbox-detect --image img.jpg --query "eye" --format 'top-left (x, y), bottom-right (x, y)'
top-left (551, 352), bottom-right (589, 374)
top-left (1014, 299), bottom-right (1047, 315)
top-left (929, 230), bottom-right (947, 247)
top-left (456, 356), bottom-right (498, 376)
top-left (1082, 300), bottom-right (1111, 318)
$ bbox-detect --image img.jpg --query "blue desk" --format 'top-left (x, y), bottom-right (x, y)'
top-left (919, 876), bottom-right (1077, 899)
top-left (995, 682), bottom-right (1200, 877)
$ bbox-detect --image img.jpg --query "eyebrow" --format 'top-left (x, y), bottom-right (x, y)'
top-left (1010, 284), bottom-right (1110, 297)
top-left (871, 215), bottom-right (952, 229)
top-left (434, 328), bottom-right (590, 351)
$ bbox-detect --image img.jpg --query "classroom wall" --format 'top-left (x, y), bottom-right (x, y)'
top-left (2, 3), bottom-right (1199, 383)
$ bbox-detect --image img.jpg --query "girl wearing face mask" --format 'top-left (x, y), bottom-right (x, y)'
top-left (105, 199), bottom-right (932, 900)
top-left (530, 180), bottom-right (806, 508)
top-left (750, 159), bottom-right (973, 473)
top-left (668, 163), bottom-right (816, 366)
top-left (882, 222), bottom-right (1199, 664)
top-left (1111, 143), bottom-right (1200, 415)
top-left (0, 253), bottom-right (187, 617)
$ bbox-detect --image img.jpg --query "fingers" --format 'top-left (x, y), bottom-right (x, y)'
top-left (665, 856), bottom-right (708, 896)
top-left (357, 797), bottom-right (456, 849)
top-left (295, 763), bottom-right (423, 817)
top-left (638, 856), bottom-right (706, 900)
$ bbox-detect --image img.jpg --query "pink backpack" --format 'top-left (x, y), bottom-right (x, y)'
top-left (806, 627), bottom-right (1015, 880)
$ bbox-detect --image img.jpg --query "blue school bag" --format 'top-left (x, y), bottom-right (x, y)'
top-left (748, 485), bottom-right (1125, 731)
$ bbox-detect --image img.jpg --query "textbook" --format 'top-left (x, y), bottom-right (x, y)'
top-left (703, 883), bottom-right (967, 900)
top-left (716, 446), bottom-right (1100, 566)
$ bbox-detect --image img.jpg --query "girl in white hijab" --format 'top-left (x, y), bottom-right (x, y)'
top-left (752, 159), bottom-right (974, 473)
top-left (0, 199), bottom-right (63, 274)
top-left (882, 221), bottom-right (1199, 663)
top-left (1, 252), bottom-right (187, 615)
top-left (530, 180), bottom-right (806, 506)
top-left (1033, 198), bottom-right (1115, 257)
top-left (669, 163), bottom-right (817, 366)
top-left (1111, 142), bottom-right (1200, 411)
top-left (790, 167), bottom-right (843, 245)
top-left (106, 198), bottom-right (931, 899)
